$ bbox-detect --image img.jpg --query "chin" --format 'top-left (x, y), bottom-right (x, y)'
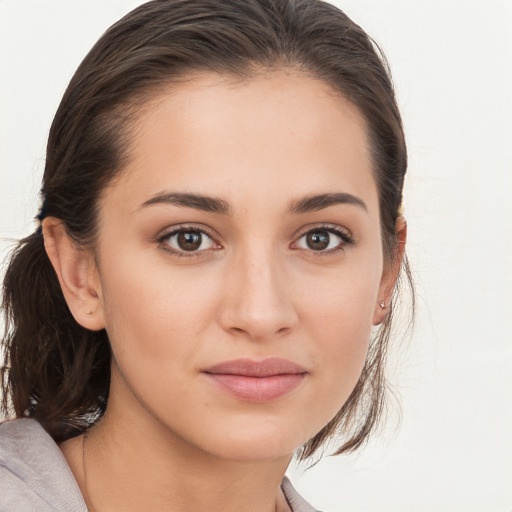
top-left (202, 434), bottom-right (298, 462)
top-left (179, 413), bottom-right (319, 463)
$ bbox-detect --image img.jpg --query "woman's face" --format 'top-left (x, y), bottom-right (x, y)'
top-left (93, 70), bottom-right (389, 461)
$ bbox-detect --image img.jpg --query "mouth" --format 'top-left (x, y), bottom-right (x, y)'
top-left (203, 358), bottom-right (307, 403)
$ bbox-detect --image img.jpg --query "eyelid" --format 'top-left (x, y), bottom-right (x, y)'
top-left (157, 223), bottom-right (219, 240)
top-left (292, 223), bottom-right (353, 240)
top-left (291, 223), bottom-right (354, 253)
top-left (156, 224), bottom-right (222, 256)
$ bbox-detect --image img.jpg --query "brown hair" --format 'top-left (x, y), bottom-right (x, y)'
top-left (1, 0), bottom-right (412, 458)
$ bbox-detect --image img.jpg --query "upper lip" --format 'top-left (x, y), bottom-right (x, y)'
top-left (204, 358), bottom-right (307, 377)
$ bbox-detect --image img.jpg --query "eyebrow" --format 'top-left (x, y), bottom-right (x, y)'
top-left (138, 191), bottom-right (366, 216)
top-left (287, 192), bottom-right (367, 214)
top-left (139, 192), bottom-right (232, 215)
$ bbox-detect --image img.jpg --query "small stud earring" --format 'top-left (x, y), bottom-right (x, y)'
top-left (379, 302), bottom-right (385, 310)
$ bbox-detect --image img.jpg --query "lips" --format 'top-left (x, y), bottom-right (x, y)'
top-left (203, 358), bottom-right (307, 402)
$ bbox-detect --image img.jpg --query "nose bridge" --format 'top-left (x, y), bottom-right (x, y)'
top-left (221, 240), bottom-right (297, 340)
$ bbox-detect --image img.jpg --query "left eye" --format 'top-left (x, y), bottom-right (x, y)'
top-left (295, 229), bottom-right (346, 252)
top-left (162, 229), bottom-right (216, 253)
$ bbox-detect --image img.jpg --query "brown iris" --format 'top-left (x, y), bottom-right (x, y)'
top-left (177, 231), bottom-right (202, 251)
top-left (306, 231), bottom-right (330, 251)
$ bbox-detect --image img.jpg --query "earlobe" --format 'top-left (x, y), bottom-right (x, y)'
top-left (372, 216), bottom-right (407, 326)
top-left (42, 218), bottom-right (105, 331)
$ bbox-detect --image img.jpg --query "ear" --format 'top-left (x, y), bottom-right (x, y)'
top-left (372, 216), bottom-right (407, 326)
top-left (42, 217), bottom-right (106, 331)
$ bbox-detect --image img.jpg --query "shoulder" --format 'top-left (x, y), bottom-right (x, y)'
top-left (0, 418), bottom-right (87, 512)
top-left (281, 476), bottom-right (323, 512)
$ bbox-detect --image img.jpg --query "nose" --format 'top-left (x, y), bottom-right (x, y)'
top-left (219, 246), bottom-right (298, 341)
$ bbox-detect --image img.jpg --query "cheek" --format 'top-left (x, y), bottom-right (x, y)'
top-left (99, 252), bottom-right (222, 365)
top-left (303, 256), bottom-right (380, 336)
top-left (300, 258), bottom-right (382, 399)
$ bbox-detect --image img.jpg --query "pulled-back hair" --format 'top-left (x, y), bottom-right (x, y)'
top-left (1, 0), bottom-right (412, 459)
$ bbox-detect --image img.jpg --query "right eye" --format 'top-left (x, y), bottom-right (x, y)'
top-left (158, 227), bottom-right (219, 256)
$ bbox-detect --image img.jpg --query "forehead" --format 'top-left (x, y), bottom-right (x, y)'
top-left (105, 70), bottom-right (377, 216)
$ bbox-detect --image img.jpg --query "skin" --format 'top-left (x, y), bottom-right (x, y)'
top-left (45, 70), bottom-right (405, 512)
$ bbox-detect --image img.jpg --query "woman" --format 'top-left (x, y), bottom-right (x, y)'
top-left (0, 0), bottom-right (412, 510)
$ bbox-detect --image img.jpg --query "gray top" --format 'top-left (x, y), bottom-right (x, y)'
top-left (0, 418), bottom-right (319, 512)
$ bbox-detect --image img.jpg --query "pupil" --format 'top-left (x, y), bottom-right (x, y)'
top-left (177, 231), bottom-right (201, 251)
top-left (307, 231), bottom-right (329, 250)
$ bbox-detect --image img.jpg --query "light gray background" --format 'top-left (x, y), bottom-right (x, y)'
top-left (1, 1), bottom-right (511, 511)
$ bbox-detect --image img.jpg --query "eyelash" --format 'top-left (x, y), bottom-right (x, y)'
top-left (157, 225), bottom-right (220, 258)
top-left (293, 224), bottom-right (354, 255)
top-left (156, 223), bottom-right (354, 258)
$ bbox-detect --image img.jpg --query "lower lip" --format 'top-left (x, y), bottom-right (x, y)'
top-left (205, 373), bottom-right (305, 402)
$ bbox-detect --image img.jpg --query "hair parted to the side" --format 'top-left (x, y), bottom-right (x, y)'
top-left (1, 0), bottom-right (413, 458)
